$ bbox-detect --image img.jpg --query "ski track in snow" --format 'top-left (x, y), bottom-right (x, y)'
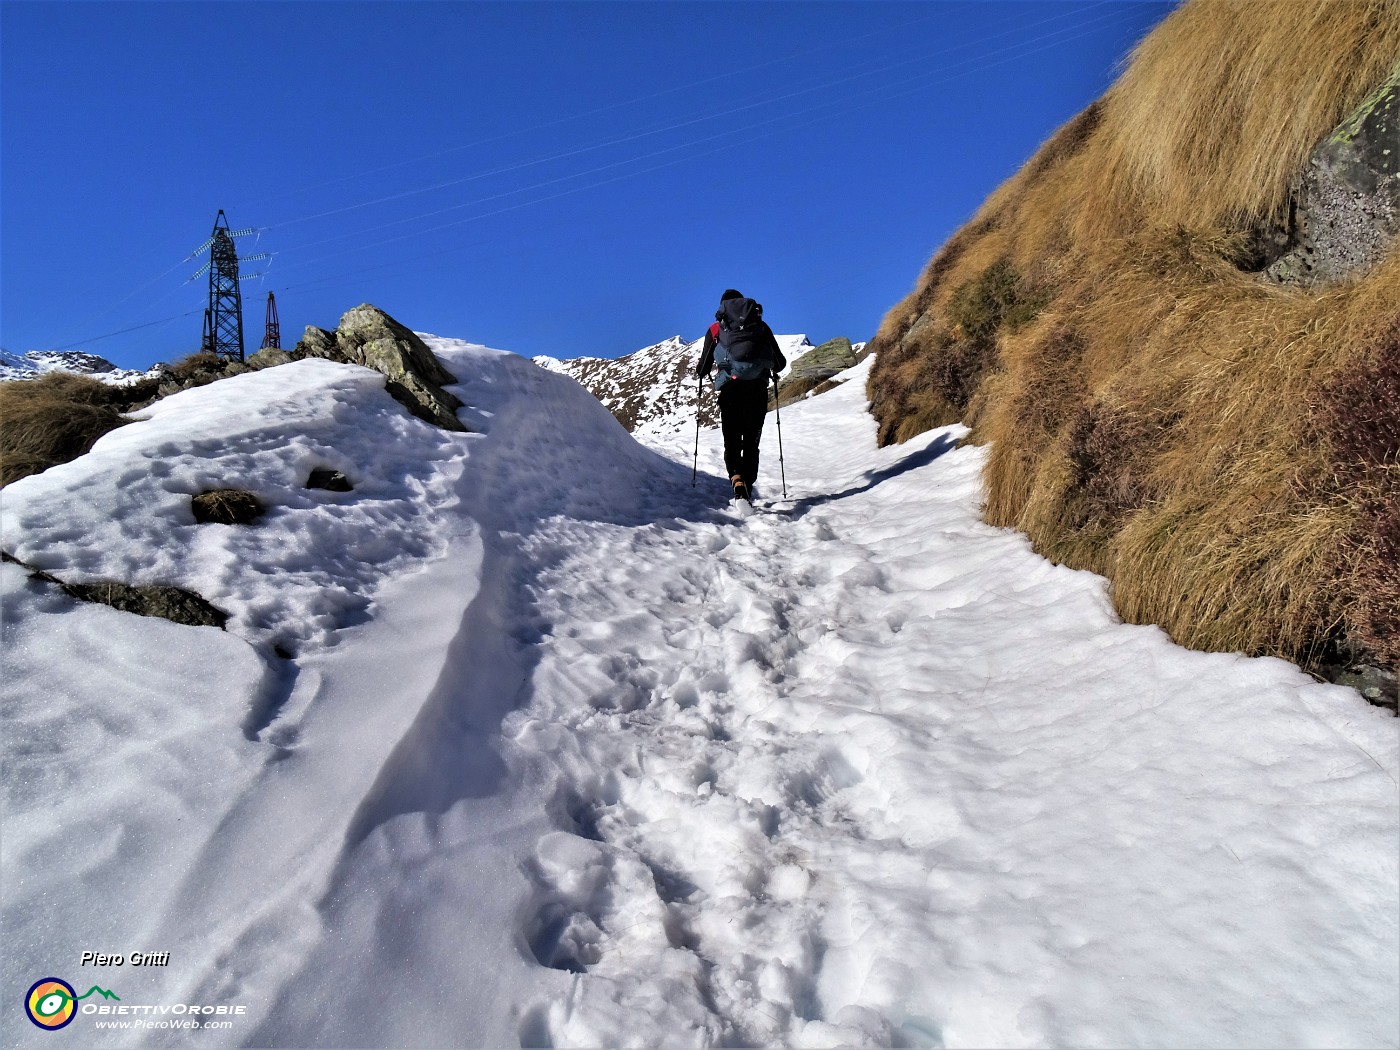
top-left (2, 347), bottom-right (1395, 1049)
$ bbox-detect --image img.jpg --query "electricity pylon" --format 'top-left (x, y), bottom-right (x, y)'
top-left (261, 292), bottom-right (281, 350)
top-left (189, 211), bottom-right (270, 363)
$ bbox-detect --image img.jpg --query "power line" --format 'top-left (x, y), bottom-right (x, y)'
top-left (270, 4), bottom-right (1139, 269)
top-left (232, 7), bottom-right (952, 212)
top-left (42, 2), bottom-right (1143, 359)
top-left (267, 6), bottom-right (1146, 297)
top-left (264, 2), bottom-right (1115, 233)
top-left (47, 307), bottom-right (205, 353)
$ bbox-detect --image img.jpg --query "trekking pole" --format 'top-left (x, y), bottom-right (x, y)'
top-left (772, 373), bottom-right (787, 498)
top-left (691, 376), bottom-right (703, 487)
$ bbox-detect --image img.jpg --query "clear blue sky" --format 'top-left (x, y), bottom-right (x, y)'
top-left (1, 1), bottom-right (1173, 371)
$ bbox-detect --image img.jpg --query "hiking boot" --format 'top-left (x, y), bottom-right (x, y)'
top-left (731, 475), bottom-right (750, 502)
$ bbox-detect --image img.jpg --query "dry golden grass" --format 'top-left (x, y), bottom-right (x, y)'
top-left (0, 351), bottom-right (235, 488)
top-left (1091, 2), bottom-right (1400, 236)
top-left (865, 0), bottom-right (1400, 668)
top-left (0, 374), bottom-right (133, 487)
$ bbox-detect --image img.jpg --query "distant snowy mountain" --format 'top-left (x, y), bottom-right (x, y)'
top-left (0, 348), bottom-right (157, 384)
top-left (534, 333), bottom-right (814, 454)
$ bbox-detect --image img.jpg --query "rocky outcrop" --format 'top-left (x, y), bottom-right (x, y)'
top-left (306, 468), bottom-right (353, 491)
top-left (1264, 63), bottom-right (1400, 288)
top-left (245, 347), bottom-right (295, 370)
top-left (0, 305), bottom-right (464, 489)
top-left (773, 337), bottom-right (868, 407)
top-left (128, 306), bottom-right (468, 432)
top-left (63, 580), bottom-right (230, 629)
top-left (294, 305), bottom-right (466, 431)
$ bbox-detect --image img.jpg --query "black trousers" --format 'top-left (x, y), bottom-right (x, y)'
top-left (718, 377), bottom-right (769, 487)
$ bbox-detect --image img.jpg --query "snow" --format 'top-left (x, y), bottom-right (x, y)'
top-left (532, 332), bottom-right (815, 459)
top-left (0, 348), bottom-right (157, 384)
top-left (2, 341), bottom-right (1396, 1049)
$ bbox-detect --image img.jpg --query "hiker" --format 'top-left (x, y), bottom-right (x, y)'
top-left (696, 289), bottom-right (787, 502)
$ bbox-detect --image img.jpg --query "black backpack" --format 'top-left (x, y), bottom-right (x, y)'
top-left (716, 297), bottom-right (769, 364)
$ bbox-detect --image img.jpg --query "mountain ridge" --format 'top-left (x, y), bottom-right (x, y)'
top-left (0, 348), bottom-right (158, 384)
top-left (534, 333), bottom-right (816, 453)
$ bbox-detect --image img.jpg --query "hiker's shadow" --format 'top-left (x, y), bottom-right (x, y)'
top-left (778, 431), bottom-right (959, 521)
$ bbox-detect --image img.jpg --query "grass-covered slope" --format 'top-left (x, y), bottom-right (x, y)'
top-left (866, 0), bottom-right (1400, 672)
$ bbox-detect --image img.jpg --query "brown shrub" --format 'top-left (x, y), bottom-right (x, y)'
top-left (919, 332), bottom-right (996, 413)
top-left (1009, 323), bottom-right (1088, 440)
top-left (0, 375), bottom-right (133, 486)
top-left (1349, 494), bottom-right (1400, 665)
top-left (1315, 315), bottom-right (1400, 472)
top-left (982, 322), bottom-right (1089, 534)
top-left (0, 349), bottom-right (240, 487)
top-left (1065, 398), bottom-right (1173, 529)
top-left (889, 391), bottom-right (963, 446)
top-left (946, 260), bottom-right (1046, 344)
top-left (868, 260), bottom-right (1048, 447)
top-left (1312, 314), bottom-right (1400, 663)
top-left (920, 214), bottom-right (1000, 295)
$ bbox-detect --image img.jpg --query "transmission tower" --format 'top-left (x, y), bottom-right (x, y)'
top-left (188, 211), bottom-right (270, 363)
top-left (261, 292), bottom-right (281, 350)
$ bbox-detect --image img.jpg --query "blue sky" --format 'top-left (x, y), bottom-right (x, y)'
top-left (1, 1), bottom-right (1173, 371)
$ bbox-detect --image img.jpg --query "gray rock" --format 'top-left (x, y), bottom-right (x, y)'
top-left (294, 304), bottom-right (467, 431)
top-left (1265, 64), bottom-right (1400, 288)
top-left (774, 337), bottom-right (866, 406)
top-left (306, 468), bottom-right (353, 492)
top-left (1331, 664), bottom-right (1398, 714)
top-left (246, 348), bottom-right (293, 370)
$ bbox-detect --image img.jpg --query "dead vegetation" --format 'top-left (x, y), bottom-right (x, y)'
top-left (1, 551), bottom-right (228, 629)
top-left (866, 0), bottom-right (1400, 672)
top-left (1311, 315), bottom-right (1400, 665)
top-left (0, 352), bottom-right (240, 488)
top-left (0, 373), bottom-right (139, 486)
top-left (191, 488), bottom-right (266, 525)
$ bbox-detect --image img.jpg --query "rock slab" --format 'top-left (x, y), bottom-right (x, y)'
top-left (773, 337), bottom-right (867, 407)
top-left (295, 305), bottom-right (467, 431)
top-left (1266, 64), bottom-right (1400, 288)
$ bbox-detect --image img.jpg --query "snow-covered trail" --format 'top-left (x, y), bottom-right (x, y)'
top-left (3, 345), bottom-right (1395, 1049)
top-left (236, 354), bottom-right (1396, 1048)
top-left (490, 366), bottom-right (1399, 1048)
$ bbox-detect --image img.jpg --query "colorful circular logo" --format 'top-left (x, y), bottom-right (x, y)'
top-left (25, 978), bottom-right (77, 1030)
